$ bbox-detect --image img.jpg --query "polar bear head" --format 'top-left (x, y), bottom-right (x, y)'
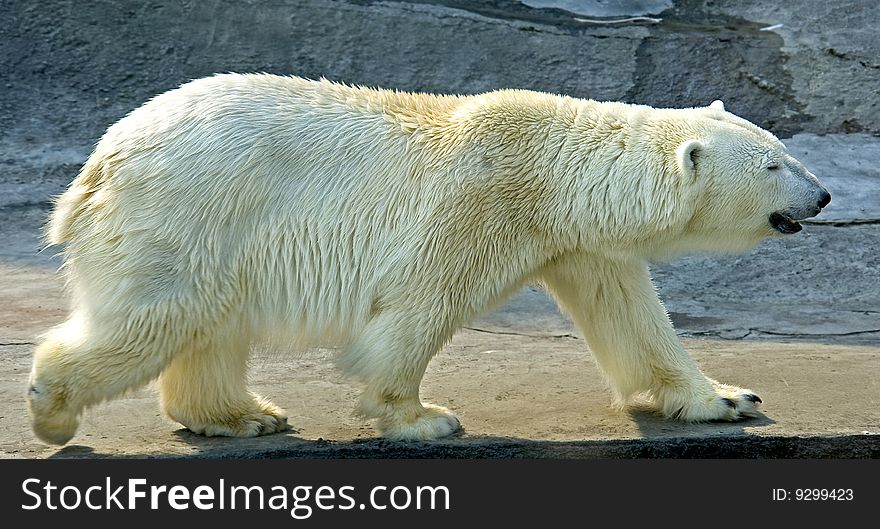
top-left (670, 101), bottom-right (830, 254)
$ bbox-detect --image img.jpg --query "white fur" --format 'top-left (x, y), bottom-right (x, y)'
top-left (28, 74), bottom-right (826, 444)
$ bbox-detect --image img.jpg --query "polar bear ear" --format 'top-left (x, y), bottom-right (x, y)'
top-left (709, 100), bottom-right (725, 111)
top-left (676, 140), bottom-right (703, 177)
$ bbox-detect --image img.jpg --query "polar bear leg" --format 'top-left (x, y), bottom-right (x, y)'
top-left (158, 335), bottom-right (288, 437)
top-left (27, 314), bottom-right (184, 445)
top-left (340, 311), bottom-right (461, 441)
top-left (541, 254), bottom-right (761, 421)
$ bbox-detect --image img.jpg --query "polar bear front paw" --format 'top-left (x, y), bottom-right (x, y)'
top-left (169, 397), bottom-right (290, 438)
top-left (378, 404), bottom-right (462, 441)
top-left (659, 382), bottom-right (762, 422)
top-left (710, 381), bottom-right (763, 420)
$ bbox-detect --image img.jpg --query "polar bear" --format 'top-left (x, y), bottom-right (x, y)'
top-left (27, 74), bottom-right (830, 445)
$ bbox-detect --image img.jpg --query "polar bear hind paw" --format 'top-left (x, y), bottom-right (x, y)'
top-left (378, 404), bottom-right (462, 441)
top-left (171, 399), bottom-right (290, 438)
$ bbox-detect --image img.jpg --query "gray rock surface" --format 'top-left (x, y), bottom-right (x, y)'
top-left (1, 0), bottom-right (877, 458)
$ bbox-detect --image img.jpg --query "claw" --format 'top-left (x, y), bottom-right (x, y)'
top-left (721, 397), bottom-right (736, 408)
top-left (744, 394), bottom-right (762, 404)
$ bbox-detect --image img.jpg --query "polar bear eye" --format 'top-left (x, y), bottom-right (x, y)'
top-left (767, 164), bottom-right (780, 171)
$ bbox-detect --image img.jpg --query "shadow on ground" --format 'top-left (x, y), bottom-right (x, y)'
top-left (44, 414), bottom-right (879, 460)
top-left (628, 404), bottom-right (776, 437)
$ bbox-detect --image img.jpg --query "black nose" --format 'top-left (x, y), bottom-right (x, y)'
top-left (818, 190), bottom-right (831, 208)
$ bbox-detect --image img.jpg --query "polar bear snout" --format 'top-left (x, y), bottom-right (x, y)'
top-left (768, 158), bottom-right (830, 235)
top-left (796, 185), bottom-right (831, 219)
top-left (802, 184), bottom-right (831, 216)
top-left (817, 189), bottom-right (832, 209)
top-left (804, 183), bottom-right (831, 216)
top-left (769, 186), bottom-right (828, 234)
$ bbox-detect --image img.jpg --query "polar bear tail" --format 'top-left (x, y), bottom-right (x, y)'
top-left (46, 156), bottom-right (106, 246)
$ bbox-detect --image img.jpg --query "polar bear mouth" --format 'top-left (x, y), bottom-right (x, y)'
top-left (769, 212), bottom-right (802, 234)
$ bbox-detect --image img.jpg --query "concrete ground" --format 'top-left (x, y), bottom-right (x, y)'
top-left (1, 0), bottom-right (878, 458)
